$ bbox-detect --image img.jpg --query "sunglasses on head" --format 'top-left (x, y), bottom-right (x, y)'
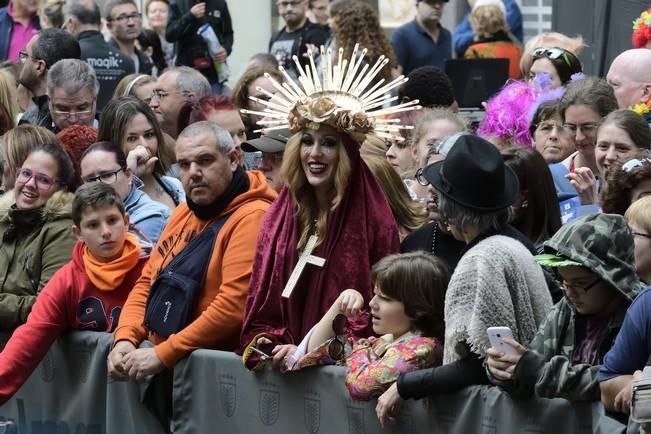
top-left (622, 158), bottom-right (651, 173)
top-left (532, 47), bottom-right (575, 68)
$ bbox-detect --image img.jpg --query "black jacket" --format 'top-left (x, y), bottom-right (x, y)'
top-left (166, 0), bottom-right (233, 84)
top-left (18, 94), bottom-right (53, 131)
top-left (107, 38), bottom-right (153, 77)
top-left (79, 31), bottom-right (135, 112)
top-left (268, 20), bottom-right (329, 79)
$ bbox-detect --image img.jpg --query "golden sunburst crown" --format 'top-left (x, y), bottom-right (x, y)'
top-left (240, 44), bottom-right (421, 141)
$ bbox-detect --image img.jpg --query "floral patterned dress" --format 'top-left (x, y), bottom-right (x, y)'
top-left (289, 331), bottom-right (442, 401)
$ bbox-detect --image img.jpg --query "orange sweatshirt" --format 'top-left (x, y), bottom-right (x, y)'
top-left (113, 171), bottom-right (276, 367)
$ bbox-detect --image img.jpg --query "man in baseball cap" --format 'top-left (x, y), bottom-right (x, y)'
top-left (242, 128), bottom-right (290, 192)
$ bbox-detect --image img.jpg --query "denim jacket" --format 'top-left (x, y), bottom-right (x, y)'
top-left (124, 177), bottom-right (172, 245)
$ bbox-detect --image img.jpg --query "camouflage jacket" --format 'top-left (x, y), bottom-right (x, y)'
top-left (489, 213), bottom-right (644, 401)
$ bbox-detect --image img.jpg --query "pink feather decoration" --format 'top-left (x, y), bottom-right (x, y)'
top-left (477, 80), bottom-right (538, 148)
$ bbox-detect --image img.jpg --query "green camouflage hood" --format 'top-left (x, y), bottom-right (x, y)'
top-left (538, 213), bottom-right (643, 302)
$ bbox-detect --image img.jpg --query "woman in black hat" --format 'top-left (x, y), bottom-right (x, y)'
top-left (376, 133), bottom-right (553, 427)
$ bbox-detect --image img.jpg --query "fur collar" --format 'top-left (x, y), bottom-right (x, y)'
top-left (0, 189), bottom-right (74, 223)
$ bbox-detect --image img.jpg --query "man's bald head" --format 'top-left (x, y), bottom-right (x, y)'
top-left (607, 49), bottom-right (651, 109)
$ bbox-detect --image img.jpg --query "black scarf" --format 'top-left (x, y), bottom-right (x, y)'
top-left (185, 166), bottom-right (250, 220)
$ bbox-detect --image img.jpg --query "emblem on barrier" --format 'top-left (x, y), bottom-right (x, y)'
top-left (304, 390), bottom-right (320, 433)
top-left (73, 350), bottom-right (92, 384)
top-left (259, 382), bottom-right (280, 426)
top-left (39, 351), bottom-right (55, 382)
top-left (219, 373), bottom-right (237, 418)
top-left (346, 398), bottom-right (365, 434)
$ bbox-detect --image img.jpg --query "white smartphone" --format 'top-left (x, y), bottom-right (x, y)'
top-left (487, 327), bottom-right (518, 356)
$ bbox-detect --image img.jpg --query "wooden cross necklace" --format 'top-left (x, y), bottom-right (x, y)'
top-left (281, 224), bottom-right (326, 298)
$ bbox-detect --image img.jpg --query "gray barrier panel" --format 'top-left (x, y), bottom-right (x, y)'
top-left (0, 332), bottom-right (628, 434)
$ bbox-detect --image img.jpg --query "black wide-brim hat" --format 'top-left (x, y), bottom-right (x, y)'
top-left (422, 134), bottom-right (519, 212)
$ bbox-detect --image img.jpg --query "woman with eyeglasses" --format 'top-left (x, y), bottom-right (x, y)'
top-left (0, 143), bottom-right (76, 349)
top-left (375, 133), bottom-right (552, 426)
top-left (625, 196), bottom-right (651, 285)
top-left (549, 77), bottom-right (618, 205)
top-left (0, 124), bottom-right (60, 194)
top-left (231, 66), bottom-right (283, 141)
top-left (486, 213), bottom-right (643, 403)
top-left (79, 141), bottom-right (170, 245)
top-left (98, 96), bottom-right (183, 210)
top-left (527, 46), bottom-right (583, 89)
top-left (529, 99), bottom-right (575, 164)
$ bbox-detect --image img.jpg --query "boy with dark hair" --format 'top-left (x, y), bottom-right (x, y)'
top-left (0, 182), bottom-right (149, 405)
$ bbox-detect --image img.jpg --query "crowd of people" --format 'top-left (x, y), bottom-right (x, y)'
top-left (0, 0), bottom-right (650, 431)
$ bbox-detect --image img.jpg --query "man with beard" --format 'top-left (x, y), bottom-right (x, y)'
top-left (390, 0), bottom-right (452, 75)
top-left (269, 0), bottom-right (328, 80)
top-left (104, 0), bottom-right (152, 75)
top-left (0, 0), bottom-right (40, 61)
top-left (18, 29), bottom-right (81, 128)
top-left (149, 66), bottom-right (211, 138)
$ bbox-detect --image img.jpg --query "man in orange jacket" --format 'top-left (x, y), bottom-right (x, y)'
top-left (107, 121), bottom-right (277, 380)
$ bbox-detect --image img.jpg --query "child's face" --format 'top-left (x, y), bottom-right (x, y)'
top-left (368, 287), bottom-right (412, 337)
top-left (73, 204), bottom-right (129, 262)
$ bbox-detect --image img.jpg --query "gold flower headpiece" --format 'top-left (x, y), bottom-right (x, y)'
top-left (240, 45), bottom-right (421, 141)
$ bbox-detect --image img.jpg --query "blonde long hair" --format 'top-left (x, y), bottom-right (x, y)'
top-left (0, 70), bottom-right (20, 127)
top-left (281, 130), bottom-right (352, 250)
top-left (362, 153), bottom-right (427, 232)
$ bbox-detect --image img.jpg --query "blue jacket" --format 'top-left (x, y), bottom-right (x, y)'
top-left (124, 177), bottom-right (172, 245)
top-left (0, 6), bottom-right (40, 61)
top-left (452, 0), bottom-right (523, 58)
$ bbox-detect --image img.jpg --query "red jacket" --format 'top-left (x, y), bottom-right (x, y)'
top-left (0, 240), bottom-right (147, 405)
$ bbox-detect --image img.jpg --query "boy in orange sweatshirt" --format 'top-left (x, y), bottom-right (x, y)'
top-left (0, 182), bottom-right (150, 405)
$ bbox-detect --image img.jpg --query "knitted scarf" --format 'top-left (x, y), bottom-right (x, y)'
top-left (443, 235), bottom-right (553, 364)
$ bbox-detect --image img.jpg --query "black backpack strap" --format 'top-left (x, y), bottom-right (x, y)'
top-left (161, 213), bottom-right (231, 279)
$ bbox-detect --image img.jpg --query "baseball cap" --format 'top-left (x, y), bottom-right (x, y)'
top-left (242, 128), bottom-right (291, 153)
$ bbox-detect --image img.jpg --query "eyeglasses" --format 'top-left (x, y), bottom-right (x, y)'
top-left (18, 50), bottom-right (39, 63)
top-left (622, 158), bottom-right (651, 172)
top-left (15, 167), bottom-right (59, 191)
top-left (277, 0), bottom-right (302, 8)
top-left (82, 167), bottom-right (125, 185)
top-left (415, 167), bottom-right (429, 186)
top-left (108, 12), bottom-right (142, 23)
top-left (51, 106), bottom-right (94, 120)
top-left (562, 122), bottom-right (600, 136)
top-left (532, 47), bottom-right (576, 69)
top-left (535, 121), bottom-right (568, 135)
top-left (562, 276), bottom-right (601, 293)
top-left (151, 88), bottom-right (188, 101)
